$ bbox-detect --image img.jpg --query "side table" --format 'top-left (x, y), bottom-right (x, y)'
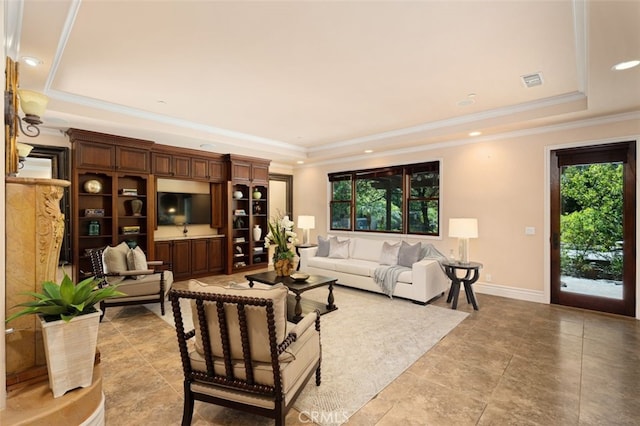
top-left (441, 260), bottom-right (482, 310)
top-left (295, 243), bottom-right (318, 271)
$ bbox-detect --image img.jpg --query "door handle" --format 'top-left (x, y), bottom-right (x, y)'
top-left (552, 233), bottom-right (560, 250)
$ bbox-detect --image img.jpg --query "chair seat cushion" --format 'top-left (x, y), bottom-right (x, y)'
top-left (109, 270), bottom-right (173, 298)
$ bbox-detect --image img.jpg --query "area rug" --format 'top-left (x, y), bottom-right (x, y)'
top-left (146, 284), bottom-right (467, 426)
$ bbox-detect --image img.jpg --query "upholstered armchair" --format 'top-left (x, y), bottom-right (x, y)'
top-left (88, 242), bottom-right (173, 320)
top-left (169, 280), bottom-right (321, 426)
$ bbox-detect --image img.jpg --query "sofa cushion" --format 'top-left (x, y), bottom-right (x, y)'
top-left (396, 269), bottom-right (413, 284)
top-left (307, 256), bottom-right (337, 270)
top-left (188, 280), bottom-right (288, 363)
top-left (350, 238), bottom-right (384, 262)
top-left (398, 241), bottom-right (421, 267)
top-left (334, 259), bottom-right (376, 277)
top-left (379, 241), bottom-right (400, 265)
top-left (329, 238), bottom-right (350, 259)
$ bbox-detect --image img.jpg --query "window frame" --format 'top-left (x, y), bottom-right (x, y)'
top-left (329, 161), bottom-right (440, 236)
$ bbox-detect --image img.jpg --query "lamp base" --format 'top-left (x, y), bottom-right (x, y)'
top-left (458, 238), bottom-right (470, 264)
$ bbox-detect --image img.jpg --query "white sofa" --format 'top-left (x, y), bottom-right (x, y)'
top-left (298, 236), bottom-right (449, 304)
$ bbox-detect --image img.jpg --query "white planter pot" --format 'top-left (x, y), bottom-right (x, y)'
top-left (39, 310), bottom-right (101, 398)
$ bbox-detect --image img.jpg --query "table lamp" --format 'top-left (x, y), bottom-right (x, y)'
top-left (297, 215), bottom-right (315, 245)
top-left (449, 218), bottom-right (478, 264)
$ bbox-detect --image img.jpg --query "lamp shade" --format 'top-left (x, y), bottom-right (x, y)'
top-left (449, 218), bottom-right (478, 238)
top-left (297, 215), bottom-right (315, 229)
top-left (18, 89), bottom-right (49, 117)
top-left (16, 142), bottom-right (34, 158)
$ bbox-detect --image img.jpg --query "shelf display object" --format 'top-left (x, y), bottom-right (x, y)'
top-left (73, 171), bottom-right (151, 280)
top-left (227, 182), bottom-right (268, 273)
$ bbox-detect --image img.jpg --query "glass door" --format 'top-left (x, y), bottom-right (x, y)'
top-left (550, 142), bottom-right (636, 316)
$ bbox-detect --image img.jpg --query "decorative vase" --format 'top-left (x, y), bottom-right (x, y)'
top-left (252, 190), bottom-right (262, 199)
top-left (233, 191), bottom-right (243, 199)
top-left (40, 310), bottom-right (101, 398)
top-left (83, 179), bottom-right (102, 194)
top-left (253, 224), bottom-right (262, 241)
top-left (131, 198), bottom-right (143, 216)
top-left (274, 257), bottom-right (294, 277)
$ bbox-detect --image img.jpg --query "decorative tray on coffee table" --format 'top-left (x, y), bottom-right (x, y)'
top-left (290, 273), bottom-right (309, 282)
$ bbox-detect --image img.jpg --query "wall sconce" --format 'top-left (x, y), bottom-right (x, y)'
top-left (16, 89), bottom-right (49, 137)
top-left (449, 218), bottom-right (478, 264)
top-left (297, 215), bottom-right (316, 245)
top-left (5, 57), bottom-right (48, 175)
top-left (16, 142), bottom-right (34, 169)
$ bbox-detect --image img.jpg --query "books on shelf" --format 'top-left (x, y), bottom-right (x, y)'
top-left (233, 237), bottom-right (246, 243)
top-left (120, 188), bottom-right (138, 196)
top-left (234, 209), bottom-right (247, 216)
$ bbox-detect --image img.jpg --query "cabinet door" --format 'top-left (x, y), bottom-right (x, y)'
top-left (154, 241), bottom-right (173, 265)
top-left (116, 146), bottom-right (149, 173)
top-left (208, 238), bottom-right (224, 272)
top-left (152, 152), bottom-right (173, 176)
top-left (172, 240), bottom-right (192, 279)
top-left (173, 156), bottom-right (191, 178)
top-left (251, 163), bottom-right (269, 184)
top-left (231, 161), bottom-right (252, 182)
top-left (208, 160), bottom-right (225, 182)
top-left (191, 239), bottom-right (209, 275)
top-left (76, 142), bottom-right (115, 170)
top-left (191, 158), bottom-right (209, 180)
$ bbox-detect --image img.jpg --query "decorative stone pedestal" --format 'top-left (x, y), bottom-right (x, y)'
top-left (5, 177), bottom-right (70, 384)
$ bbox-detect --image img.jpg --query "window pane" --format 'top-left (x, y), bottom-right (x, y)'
top-left (355, 174), bottom-right (403, 232)
top-left (332, 180), bottom-right (352, 201)
top-left (330, 202), bottom-right (351, 229)
top-left (410, 171), bottom-right (439, 198)
top-left (408, 200), bottom-right (439, 234)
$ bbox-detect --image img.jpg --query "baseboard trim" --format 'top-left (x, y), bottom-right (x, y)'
top-left (473, 282), bottom-right (547, 304)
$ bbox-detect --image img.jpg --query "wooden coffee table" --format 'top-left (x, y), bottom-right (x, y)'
top-left (245, 271), bottom-right (338, 323)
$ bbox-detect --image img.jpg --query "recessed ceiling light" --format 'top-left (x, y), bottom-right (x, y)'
top-left (296, 160), bottom-right (305, 164)
top-left (199, 143), bottom-right (215, 149)
top-left (469, 131), bottom-right (482, 137)
top-left (612, 59), bottom-right (640, 71)
top-left (364, 149), bottom-right (373, 154)
top-left (21, 56), bottom-right (42, 67)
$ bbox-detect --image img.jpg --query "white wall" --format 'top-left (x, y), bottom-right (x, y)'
top-left (293, 115), bottom-right (640, 315)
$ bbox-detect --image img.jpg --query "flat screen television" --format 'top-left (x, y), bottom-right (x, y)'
top-left (157, 192), bottom-right (211, 225)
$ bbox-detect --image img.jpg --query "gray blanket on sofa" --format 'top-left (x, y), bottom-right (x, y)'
top-left (373, 265), bottom-right (410, 298)
top-left (373, 244), bottom-right (447, 298)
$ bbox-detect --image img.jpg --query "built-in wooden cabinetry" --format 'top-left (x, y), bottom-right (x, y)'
top-left (69, 129), bottom-right (155, 279)
top-left (225, 155), bottom-right (271, 274)
top-left (69, 129), bottom-right (268, 280)
top-left (154, 237), bottom-right (224, 280)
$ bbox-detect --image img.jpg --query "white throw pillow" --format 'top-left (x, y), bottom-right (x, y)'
top-left (328, 238), bottom-right (350, 259)
top-left (102, 242), bottom-right (130, 284)
top-left (126, 246), bottom-right (148, 279)
top-left (379, 242), bottom-right (400, 265)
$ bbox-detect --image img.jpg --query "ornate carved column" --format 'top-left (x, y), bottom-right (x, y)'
top-left (5, 177), bottom-right (70, 381)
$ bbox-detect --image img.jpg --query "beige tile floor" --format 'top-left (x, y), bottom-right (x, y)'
top-left (100, 271), bottom-right (640, 425)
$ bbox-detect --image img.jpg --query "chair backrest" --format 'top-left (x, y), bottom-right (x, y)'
top-left (170, 285), bottom-right (289, 396)
top-left (87, 247), bottom-right (107, 287)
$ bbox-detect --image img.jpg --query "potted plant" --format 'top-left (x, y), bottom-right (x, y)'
top-left (264, 213), bottom-right (298, 276)
top-left (6, 274), bottom-right (123, 398)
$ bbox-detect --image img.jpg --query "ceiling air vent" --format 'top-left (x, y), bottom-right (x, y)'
top-left (521, 72), bottom-right (544, 88)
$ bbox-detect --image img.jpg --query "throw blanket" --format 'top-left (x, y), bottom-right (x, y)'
top-left (373, 265), bottom-right (410, 298)
top-left (373, 244), bottom-right (447, 298)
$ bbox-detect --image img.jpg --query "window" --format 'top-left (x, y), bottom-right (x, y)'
top-left (330, 173), bottom-right (352, 230)
top-left (329, 161), bottom-right (440, 235)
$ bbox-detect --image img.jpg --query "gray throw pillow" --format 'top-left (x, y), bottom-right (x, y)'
top-left (316, 236), bottom-right (331, 257)
top-left (397, 241), bottom-right (421, 267)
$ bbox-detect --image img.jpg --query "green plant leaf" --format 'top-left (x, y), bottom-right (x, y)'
top-left (42, 281), bottom-right (61, 300)
top-left (59, 274), bottom-right (75, 305)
